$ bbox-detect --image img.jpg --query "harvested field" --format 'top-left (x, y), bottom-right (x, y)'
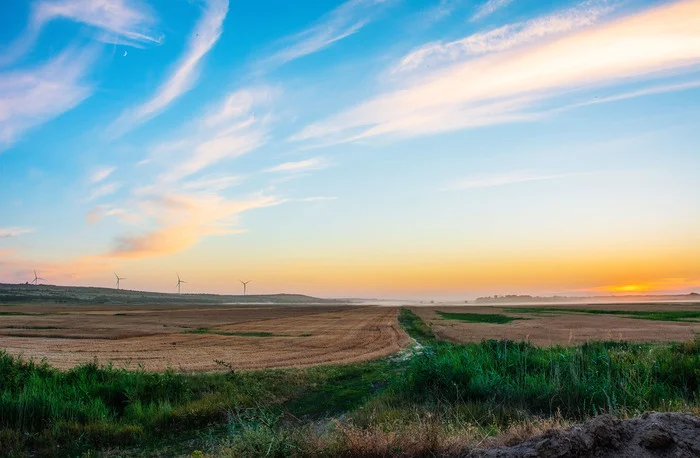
top-left (0, 303), bottom-right (409, 371)
top-left (413, 302), bottom-right (700, 345)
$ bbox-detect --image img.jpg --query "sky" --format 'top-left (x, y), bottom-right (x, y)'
top-left (0, 0), bottom-right (699, 299)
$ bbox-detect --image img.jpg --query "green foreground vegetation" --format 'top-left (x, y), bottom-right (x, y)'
top-left (436, 311), bottom-right (524, 324)
top-left (503, 307), bottom-right (700, 322)
top-left (0, 309), bottom-right (698, 457)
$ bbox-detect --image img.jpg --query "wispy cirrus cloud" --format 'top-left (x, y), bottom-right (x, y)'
top-left (292, 0), bottom-right (700, 144)
top-left (0, 0), bottom-right (161, 66)
top-left (148, 85), bottom-right (274, 183)
top-left (89, 166), bottom-right (116, 183)
top-left (471, 0), bottom-right (514, 22)
top-left (0, 227), bottom-right (34, 238)
top-left (446, 171), bottom-right (596, 190)
top-left (264, 157), bottom-right (330, 173)
top-left (88, 182), bottom-right (122, 201)
top-left (395, 1), bottom-right (613, 74)
top-left (182, 175), bottom-right (244, 191)
top-left (110, 0), bottom-right (229, 136)
top-left (0, 47), bottom-right (95, 149)
top-left (260, 0), bottom-right (391, 69)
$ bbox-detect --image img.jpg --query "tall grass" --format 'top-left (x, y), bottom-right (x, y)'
top-left (389, 339), bottom-right (699, 417)
top-left (394, 309), bottom-right (699, 419)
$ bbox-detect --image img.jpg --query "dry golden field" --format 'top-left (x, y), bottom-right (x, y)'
top-left (2, 298), bottom-right (698, 373)
top-left (412, 302), bottom-right (700, 346)
top-left (0, 303), bottom-right (410, 371)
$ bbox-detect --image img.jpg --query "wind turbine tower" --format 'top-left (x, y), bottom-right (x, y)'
top-left (240, 280), bottom-right (250, 296)
top-left (32, 270), bottom-right (45, 285)
top-left (114, 272), bottom-right (125, 290)
top-left (176, 273), bottom-right (187, 294)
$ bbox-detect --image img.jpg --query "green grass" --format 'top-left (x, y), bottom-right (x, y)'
top-left (504, 307), bottom-right (700, 322)
top-left (395, 308), bottom-right (699, 417)
top-left (437, 310), bottom-right (525, 324)
top-left (398, 308), bottom-right (436, 344)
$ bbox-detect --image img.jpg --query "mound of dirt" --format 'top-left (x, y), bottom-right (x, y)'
top-left (474, 412), bottom-right (700, 457)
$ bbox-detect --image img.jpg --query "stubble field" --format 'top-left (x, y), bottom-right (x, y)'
top-left (0, 302), bottom-right (409, 371)
top-left (412, 302), bottom-right (700, 345)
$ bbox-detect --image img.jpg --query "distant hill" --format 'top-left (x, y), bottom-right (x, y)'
top-left (0, 283), bottom-right (340, 305)
top-left (473, 293), bottom-right (700, 305)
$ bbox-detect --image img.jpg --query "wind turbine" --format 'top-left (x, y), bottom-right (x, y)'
top-left (240, 280), bottom-right (250, 296)
top-left (32, 270), bottom-right (45, 285)
top-left (176, 273), bottom-right (187, 294)
top-left (114, 272), bottom-right (125, 290)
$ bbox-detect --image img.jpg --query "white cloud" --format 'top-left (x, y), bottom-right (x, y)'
top-left (202, 86), bottom-right (278, 127)
top-left (559, 79), bottom-right (700, 111)
top-left (295, 196), bottom-right (338, 202)
top-left (0, 0), bottom-right (160, 66)
top-left (89, 166), bottom-right (116, 183)
top-left (0, 48), bottom-right (95, 149)
top-left (161, 123), bottom-right (266, 183)
top-left (471, 0), bottom-right (514, 22)
top-left (148, 85), bottom-right (275, 183)
top-left (261, 0), bottom-right (390, 69)
top-left (292, 0), bottom-right (700, 144)
top-left (182, 175), bottom-right (243, 191)
top-left (446, 171), bottom-right (595, 190)
top-left (395, 1), bottom-right (613, 74)
top-left (89, 182), bottom-right (122, 201)
top-left (264, 157), bottom-right (330, 173)
top-left (110, 0), bottom-right (229, 135)
top-left (0, 227), bottom-right (34, 238)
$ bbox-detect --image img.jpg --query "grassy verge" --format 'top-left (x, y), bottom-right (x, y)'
top-left (437, 311), bottom-right (524, 324)
top-left (398, 307), bottom-right (436, 344)
top-left (504, 307), bottom-right (700, 322)
top-left (0, 309), bottom-right (698, 456)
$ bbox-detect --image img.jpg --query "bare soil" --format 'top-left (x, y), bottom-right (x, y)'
top-left (473, 412), bottom-right (700, 457)
top-left (412, 303), bottom-right (700, 345)
top-left (0, 304), bottom-right (410, 371)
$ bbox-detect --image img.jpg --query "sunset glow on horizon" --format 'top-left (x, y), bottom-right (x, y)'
top-left (1, 0), bottom-right (699, 299)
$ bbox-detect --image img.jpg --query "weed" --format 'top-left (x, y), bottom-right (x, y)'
top-left (437, 311), bottom-right (525, 324)
top-left (504, 307), bottom-right (700, 322)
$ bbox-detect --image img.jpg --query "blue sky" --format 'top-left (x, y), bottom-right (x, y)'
top-left (1, 0), bottom-right (699, 298)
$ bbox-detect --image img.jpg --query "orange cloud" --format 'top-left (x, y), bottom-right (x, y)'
top-left (109, 192), bottom-right (282, 259)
